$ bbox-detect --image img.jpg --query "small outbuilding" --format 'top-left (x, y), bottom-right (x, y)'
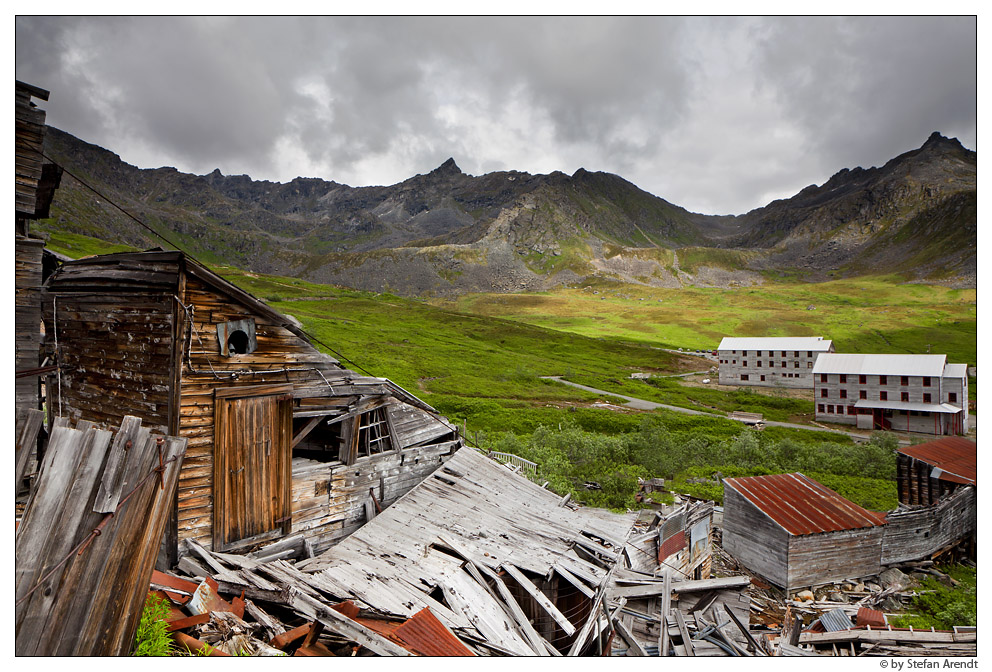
top-left (722, 472), bottom-right (887, 592)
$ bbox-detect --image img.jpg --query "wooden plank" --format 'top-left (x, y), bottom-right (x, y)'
top-left (674, 608), bottom-right (695, 656)
top-left (612, 612), bottom-right (647, 656)
top-left (287, 589), bottom-right (413, 656)
top-left (554, 563), bottom-right (595, 599)
top-left (724, 599), bottom-right (765, 655)
top-left (14, 408), bottom-right (44, 490)
top-left (658, 570), bottom-right (672, 658)
top-left (92, 416), bottom-right (145, 513)
top-left (502, 562), bottom-right (575, 636)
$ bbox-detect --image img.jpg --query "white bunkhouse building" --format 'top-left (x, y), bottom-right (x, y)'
top-left (717, 337), bottom-right (834, 388)
top-left (812, 353), bottom-right (969, 435)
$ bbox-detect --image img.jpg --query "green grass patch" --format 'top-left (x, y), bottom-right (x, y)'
top-left (443, 275), bottom-right (976, 366)
top-left (32, 225), bottom-right (141, 258)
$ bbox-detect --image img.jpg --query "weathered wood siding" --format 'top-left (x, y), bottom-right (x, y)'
top-left (720, 486), bottom-right (790, 588)
top-left (176, 273), bottom-right (458, 551)
top-left (881, 486), bottom-right (975, 565)
top-left (42, 291), bottom-right (174, 431)
top-left (15, 81), bottom-right (48, 217)
top-left (786, 526), bottom-right (884, 591)
top-left (176, 273), bottom-right (349, 549)
top-left (15, 236), bottom-right (45, 409)
top-left (291, 439), bottom-right (459, 555)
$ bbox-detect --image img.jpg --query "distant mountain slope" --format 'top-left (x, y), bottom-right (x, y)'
top-left (39, 127), bottom-right (975, 294)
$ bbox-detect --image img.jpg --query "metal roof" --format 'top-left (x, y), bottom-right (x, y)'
top-left (898, 437), bottom-right (976, 486)
top-left (391, 607), bottom-right (476, 656)
top-left (817, 608), bottom-right (854, 632)
top-left (723, 473), bottom-right (888, 536)
top-left (943, 363), bottom-right (969, 379)
top-left (813, 353), bottom-right (947, 377)
top-left (718, 337), bottom-right (832, 351)
top-left (853, 399), bottom-right (963, 414)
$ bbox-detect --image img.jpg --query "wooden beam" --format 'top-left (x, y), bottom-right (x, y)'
top-left (292, 416), bottom-right (325, 448)
top-left (502, 563), bottom-right (575, 636)
top-left (674, 609), bottom-right (695, 656)
top-left (611, 613), bottom-right (647, 656)
top-left (554, 564), bottom-right (595, 599)
top-left (658, 570), bottom-right (671, 658)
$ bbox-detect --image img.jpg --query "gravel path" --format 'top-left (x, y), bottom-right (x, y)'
top-left (541, 376), bottom-right (911, 444)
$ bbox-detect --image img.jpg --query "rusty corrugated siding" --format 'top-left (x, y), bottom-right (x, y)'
top-left (391, 607), bottom-right (475, 656)
top-left (723, 473), bottom-right (887, 536)
top-left (898, 437), bottom-right (976, 485)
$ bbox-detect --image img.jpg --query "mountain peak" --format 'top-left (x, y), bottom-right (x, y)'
top-left (922, 131), bottom-right (964, 152)
top-left (432, 157), bottom-right (462, 176)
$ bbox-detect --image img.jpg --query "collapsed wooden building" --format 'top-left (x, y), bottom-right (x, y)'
top-left (882, 437), bottom-right (976, 565)
top-left (42, 250), bottom-right (462, 564)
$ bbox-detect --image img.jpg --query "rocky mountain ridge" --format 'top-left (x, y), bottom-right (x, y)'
top-left (39, 127), bottom-right (976, 294)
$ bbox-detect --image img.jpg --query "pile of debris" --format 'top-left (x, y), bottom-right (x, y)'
top-left (144, 539), bottom-right (474, 656)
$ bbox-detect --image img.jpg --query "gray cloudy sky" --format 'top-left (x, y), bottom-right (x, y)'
top-left (15, 15), bottom-right (977, 215)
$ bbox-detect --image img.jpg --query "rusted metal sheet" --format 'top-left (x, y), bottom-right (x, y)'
top-left (723, 473), bottom-right (887, 536)
top-left (856, 607), bottom-right (886, 628)
top-left (897, 437), bottom-right (976, 485)
top-left (658, 529), bottom-right (686, 563)
top-left (391, 607), bottom-right (475, 656)
top-left (150, 570), bottom-right (198, 604)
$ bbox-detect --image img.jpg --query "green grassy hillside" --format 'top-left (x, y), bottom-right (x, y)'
top-left (446, 277), bottom-right (977, 367)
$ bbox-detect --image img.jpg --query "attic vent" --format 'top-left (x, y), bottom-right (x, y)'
top-left (217, 319), bottom-right (257, 357)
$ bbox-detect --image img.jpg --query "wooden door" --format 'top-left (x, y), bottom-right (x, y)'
top-left (213, 385), bottom-right (293, 551)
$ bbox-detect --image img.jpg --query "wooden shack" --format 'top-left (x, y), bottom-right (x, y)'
top-left (722, 473), bottom-right (888, 592)
top-left (42, 251), bottom-right (461, 563)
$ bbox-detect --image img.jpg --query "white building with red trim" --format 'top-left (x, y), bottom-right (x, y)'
top-left (812, 353), bottom-right (968, 435)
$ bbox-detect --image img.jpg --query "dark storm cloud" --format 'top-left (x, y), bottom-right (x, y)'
top-left (15, 16), bottom-right (976, 215)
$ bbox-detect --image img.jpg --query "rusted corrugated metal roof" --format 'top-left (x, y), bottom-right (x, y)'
top-left (723, 473), bottom-right (888, 536)
top-left (899, 437), bottom-right (976, 485)
top-left (390, 607), bottom-right (475, 657)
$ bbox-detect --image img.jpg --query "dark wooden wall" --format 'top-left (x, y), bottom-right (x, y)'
top-left (15, 237), bottom-right (45, 409)
top-left (720, 486), bottom-right (789, 588)
top-left (42, 290), bottom-right (175, 431)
